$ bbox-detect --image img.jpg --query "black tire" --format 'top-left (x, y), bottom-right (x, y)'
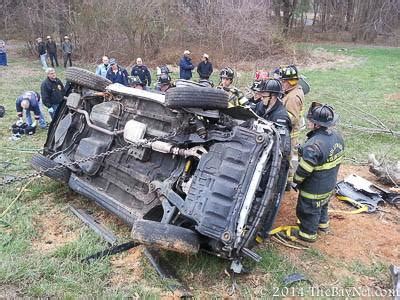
top-left (165, 86), bottom-right (229, 109)
top-left (31, 154), bottom-right (71, 183)
top-left (131, 219), bottom-right (200, 254)
top-left (65, 67), bottom-right (112, 92)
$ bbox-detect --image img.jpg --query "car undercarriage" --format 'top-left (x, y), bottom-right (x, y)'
top-left (32, 67), bottom-right (289, 272)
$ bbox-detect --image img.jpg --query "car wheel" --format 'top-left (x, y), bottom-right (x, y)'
top-left (31, 154), bottom-right (71, 183)
top-left (165, 86), bottom-right (228, 109)
top-left (131, 219), bottom-right (200, 254)
top-left (65, 67), bottom-right (112, 92)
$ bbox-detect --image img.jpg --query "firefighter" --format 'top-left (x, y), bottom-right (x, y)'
top-left (217, 67), bottom-right (247, 108)
top-left (246, 80), bottom-right (262, 108)
top-left (128, 76), bottom-right (145, 90)
top-left (280, 65), bottom-right (305, 188)
top-left (155, 73), bottom-right (174, 93)
top-left (254, 79), bottom-right (292, 239)
top-left (292, 102), bottom-right (344, 242)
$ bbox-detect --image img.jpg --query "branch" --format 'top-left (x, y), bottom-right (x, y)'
top-left (341, 123), bottom-right (400, 137)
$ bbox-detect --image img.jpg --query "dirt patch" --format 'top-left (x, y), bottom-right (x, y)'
top-left (230, 47), bottom-right (363, 74)
top-left (0, 284), bottom-right (24, 298)
top-left (273, 164), bottom-right (400, 265)
top-left (384, 93), bottom-right (400, 101)
top-left (109, 246), bottom-right (145, 287)
top-left (302, 48), bottom-right (366, 71)
top-left (31, 200), bottom-right (78, 253)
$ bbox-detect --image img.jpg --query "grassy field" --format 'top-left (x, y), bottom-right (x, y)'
top-left (0, 44), bottom-right (399, 297)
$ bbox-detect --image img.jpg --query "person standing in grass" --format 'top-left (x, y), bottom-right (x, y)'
top-left (280, 65), bottom-right (305, 190)
top-left (179, 50), bottom-right (195, 80)
top-left (131, 57), bottom-right (152, 88)
top-left (95, 55), bottom-right (110, 78)
top-left (292, 102), bottom-right (344, 242)
top-left (0, 39), bottom-right (7, 66)
top-left (106, 58), bottom-right (129, 86)
top-left (62, 36), bottom-right (73, 68)
top-left (36, 37), bottom-right (48, 70)
top-left (196, 53), bottom-right (213, 80)
top-left (46, 36), bottom-right (59, 68)
top-left (40, 68), bottom-right (65, 119)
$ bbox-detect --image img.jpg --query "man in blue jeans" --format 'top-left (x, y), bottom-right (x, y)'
top-left (15, 91), bottom-right (47, 128)
top-left (37, 37), bottom-right (48, 70)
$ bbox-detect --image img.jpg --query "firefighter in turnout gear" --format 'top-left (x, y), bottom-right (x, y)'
top-left (293, 102), bottom-right (344, 242)
top-left (280, 65), bottom-right (305, 187)
top-left (254, 79), bottom-right (292, 240)
top-left (217, 67), bottom-right (248, 108)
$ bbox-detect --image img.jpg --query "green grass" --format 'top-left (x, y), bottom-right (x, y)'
top-left (301, 45), bottom-right (400, 161)
top-left (0, 43), bottom-right (396, 297)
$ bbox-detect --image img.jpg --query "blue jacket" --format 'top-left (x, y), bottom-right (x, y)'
top-left (96, 63), bottom-right (109, 78)
top-left (131, 65), bottom-right (152, 86)
top-left (16, 91), bottom-right (41, 118)
top-left (179, 56), bottom-right (194, 80)
top-left (106, 66), bottom-right (129, 86)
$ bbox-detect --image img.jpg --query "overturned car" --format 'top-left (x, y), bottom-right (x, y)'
top-left (32, 67), bottom-right (289, 270)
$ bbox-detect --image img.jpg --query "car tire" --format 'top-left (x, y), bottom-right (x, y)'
top-left (165, 86), bottom-right (229, 109)
top-left (31, 154), bottom-right (71, 183)
top-left (65, 67), bottom-right (112, 92)
top-left (174, 79), bottom-right (204, 88)
top-left (131, 219), bottom-right (200, 254)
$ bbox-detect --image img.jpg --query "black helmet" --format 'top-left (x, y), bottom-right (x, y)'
top-left (250, 80), bottom-right (262, 92)
top-left (158, 73), bottom-right (171, 85)
top-left (128, 76), bottom-right (144, 86)
top-left (307, 102), bottom-right (338, 127)
top-left (281, 65), bottom-right (299, 80)
top-left (258, 79), bottom-right (283, 95)
top-left (219, 67), bottom-right (234, 80)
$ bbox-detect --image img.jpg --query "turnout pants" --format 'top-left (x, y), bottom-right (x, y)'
top-left (296, 193), bottom-right (330, 241)
top-left (287, 135), bottom-right (299, 183)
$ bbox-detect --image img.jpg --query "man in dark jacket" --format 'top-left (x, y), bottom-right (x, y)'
top-left (292, 102), bottom-right (344, 242)
top-left (15, 91), bottom-right (47, 128)
top-left (46, 36), bottom-right (59, 67)
top-left (62, 36), bottom-right (73, 68)
top-left (40, 68), bottom-right (65, 119)
top-left (254, 79), bottom-right (292, 240)
top-left (106, 58), bottom-right (129, 86)
top-left (37, 37), bottom-right (48, 69)
top-left (131, 58), bottom-right (151, 87)
top-left (179, 50), bottom-right (194, 80)
top-left (255, 79), bottom-right (292, 151)
top-left (197, 53), bottom-right (213, 80)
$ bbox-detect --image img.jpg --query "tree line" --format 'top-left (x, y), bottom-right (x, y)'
top-left (0, 0), bottom-right (399, 64)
